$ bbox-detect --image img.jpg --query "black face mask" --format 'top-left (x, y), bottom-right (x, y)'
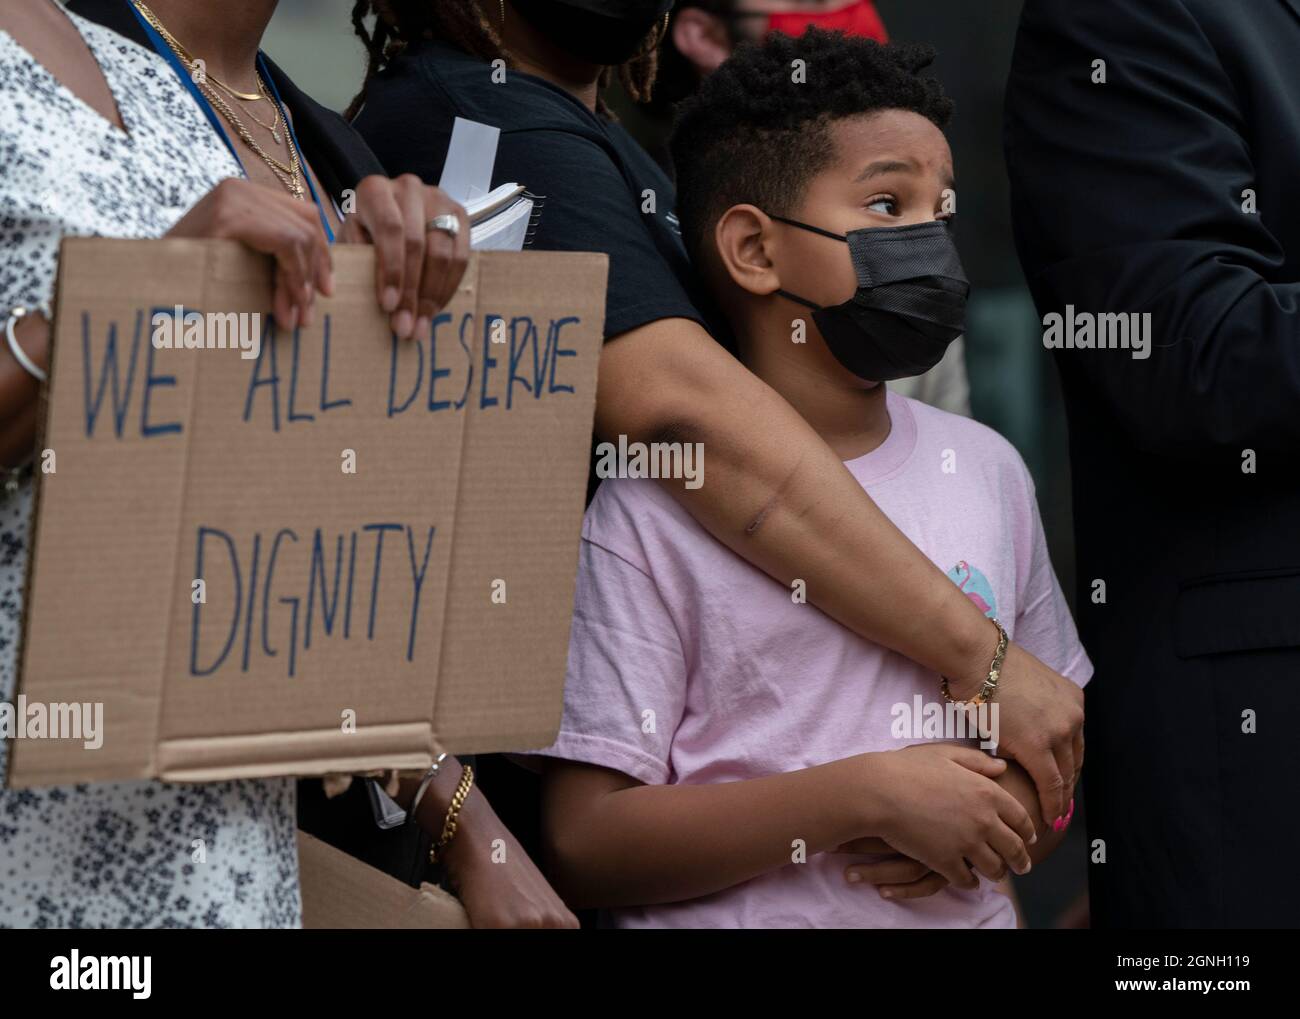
top-left (772, 217), bottom-right (969, 382)
top-left (511, 0), bottom-right (674, 66)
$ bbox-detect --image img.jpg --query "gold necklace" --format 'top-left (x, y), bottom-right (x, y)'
top-left (132, 0), bottom-right (263, 100)
top-left (211, 74), bottom-right (283, 143)
top-left (202, 82), bottom-right (304, 198)
top-left (131, 0), bottom-right (304, 199)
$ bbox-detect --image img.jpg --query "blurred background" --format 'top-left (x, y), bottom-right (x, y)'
top-left (264, 0), bottom-right (1086, 928)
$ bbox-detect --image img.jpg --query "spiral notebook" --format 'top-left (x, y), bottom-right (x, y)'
top-left (439, 117), bottom-right (539, 251)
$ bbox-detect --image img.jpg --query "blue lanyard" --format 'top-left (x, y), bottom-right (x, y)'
top-left (127, 1), bottom-right (335, 243)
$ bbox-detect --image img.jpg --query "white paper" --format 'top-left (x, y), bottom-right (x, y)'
top-left (438, 117), bottom-right (500, 205)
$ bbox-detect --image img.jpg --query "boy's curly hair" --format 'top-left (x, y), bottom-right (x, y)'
top-left (670, 28), bottom-right (954, 263)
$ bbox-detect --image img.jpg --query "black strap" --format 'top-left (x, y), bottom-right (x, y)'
top-left (768, 213), bottom-right (848, 243)
top-left (775, 288), bottom-right (822, 312)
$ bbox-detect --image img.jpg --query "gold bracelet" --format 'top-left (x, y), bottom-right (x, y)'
top-left (940, 616), bottom-right (1008, 706)
top-left (428, 764), bottom-right (474, 866)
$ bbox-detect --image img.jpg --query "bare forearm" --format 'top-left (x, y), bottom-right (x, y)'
top-left (598, 324), bottom-right (997, 688)
top-left (394, 759), bottom-right (499, 880)
top-left (394, 756), bottom-right (482, 852)
top-left (669, 404), bottom-right (997, 681)
top-left (543, 756), bottom-right (877, 909)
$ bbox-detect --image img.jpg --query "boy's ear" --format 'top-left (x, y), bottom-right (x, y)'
top-left (713, 204), bottom-right (781, 299)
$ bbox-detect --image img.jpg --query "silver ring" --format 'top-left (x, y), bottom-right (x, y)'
top-left (427, 213), bottom-right (460, 238)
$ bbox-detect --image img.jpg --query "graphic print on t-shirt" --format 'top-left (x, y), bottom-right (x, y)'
top-left (947, 560), bottom-right (997, 618)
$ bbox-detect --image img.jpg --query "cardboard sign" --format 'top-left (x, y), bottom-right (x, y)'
top-left (297, 831), bottom-right (469, 929)
top-left (9, 238), bottom-right (606, 787)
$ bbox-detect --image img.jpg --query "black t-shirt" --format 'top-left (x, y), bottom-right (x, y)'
top-left (353, 40), bottom-right (708, 340)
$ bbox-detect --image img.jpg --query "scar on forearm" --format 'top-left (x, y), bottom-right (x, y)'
top-left (743, 452), bottom-right (807, 537)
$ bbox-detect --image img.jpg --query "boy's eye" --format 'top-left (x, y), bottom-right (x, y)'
top-left (866, 196), bottom-right (898, 215)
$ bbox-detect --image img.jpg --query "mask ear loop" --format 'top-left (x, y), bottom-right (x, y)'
top-left (767, 213), bottom-right (849, 243)
top-left (774, 288), bottom-right (822, 312)
top-left (765, 214), bottom-right (846, 310)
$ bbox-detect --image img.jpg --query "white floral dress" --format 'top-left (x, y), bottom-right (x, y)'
top-left (0, 5), bottom-right (300, 928)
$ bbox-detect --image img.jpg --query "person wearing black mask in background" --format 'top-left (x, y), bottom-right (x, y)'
top-left (348, 0), bottom-right (1085, 894)
top-left (1005, 0), bottom-right (1300, 927)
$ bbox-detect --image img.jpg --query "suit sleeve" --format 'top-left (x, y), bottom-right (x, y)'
top-left (1005, 0), bottom-right (1300, 461)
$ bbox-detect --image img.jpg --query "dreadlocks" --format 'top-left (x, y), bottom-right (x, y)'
top-left (347, 1), bottom-right (660, 120)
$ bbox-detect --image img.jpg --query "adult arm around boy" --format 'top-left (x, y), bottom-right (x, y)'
top-left (596, 317), bottom-right (1084, 825)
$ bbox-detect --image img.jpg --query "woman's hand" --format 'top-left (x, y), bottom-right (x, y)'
top-left (993, 643), bottom-right (1085, 826)
top-left (949, 636), bottom-right (1085, 826)
top-left (866, 743), bottom-right (1037, 889)
top-left (401, 761), bottom-right (576, 928)
top-left (440, 791), bottom-right (579, 929)
top-left (338, 175), bottom-right (469, 341)
top-left (166, 177), bottom-right (334, 332)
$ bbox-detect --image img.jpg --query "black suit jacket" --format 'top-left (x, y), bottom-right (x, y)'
top-left (1006, 0), bottom-right (1300, 926)
top-left (68, 0), bottom-right (382, 201)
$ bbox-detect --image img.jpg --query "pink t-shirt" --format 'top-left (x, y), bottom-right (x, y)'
top-left (532, 390), bottom-right (1092, 928)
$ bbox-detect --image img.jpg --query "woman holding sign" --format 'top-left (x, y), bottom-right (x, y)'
top-left (0, 0), bottom-right (573, 928)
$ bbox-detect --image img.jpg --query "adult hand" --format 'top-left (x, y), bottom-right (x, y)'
top-left (442, 804), bottom-right (579, 930)
top-left (338, 174), bottom-right (469, 340)
top-left (166, 177), bottom-right (333, 332)
top-left (967, 641), bottom-right (1085, 826)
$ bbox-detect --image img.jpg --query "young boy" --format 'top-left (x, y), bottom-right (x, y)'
top-left (528, 28), bottom-right (1092, 928)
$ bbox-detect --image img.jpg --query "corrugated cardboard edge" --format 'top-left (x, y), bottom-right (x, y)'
top-left (431, 250), bottom-right (608, 753)
top-left (8, 238), bottom-right (130, 783)
top-left (157, 722), bottom-right (435, 783)
top-left (297, 830), bottom-right (469, 929)
top-left (8, 280), bottom-right (53, 781)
